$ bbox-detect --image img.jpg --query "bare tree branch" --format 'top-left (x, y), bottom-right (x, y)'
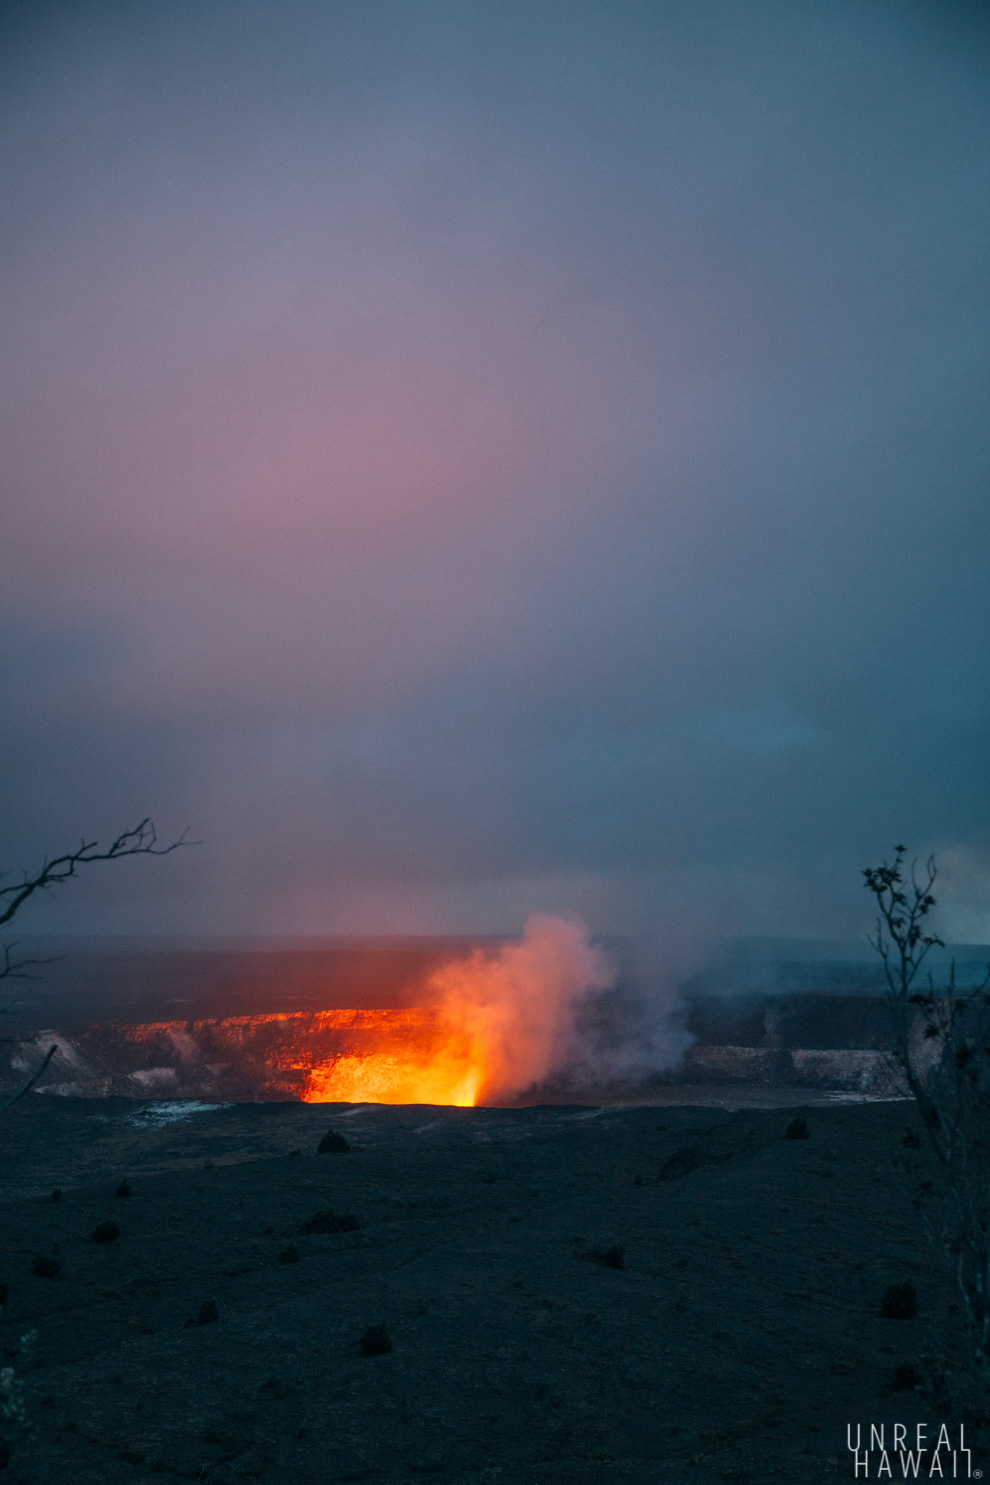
top-left (0, 1044), bottom-right (58, 1111)
top-left (0, 819), bottom-right (190, 929)
top-left (0, 818), bottom-right (192, 1018)
top-left (0, 819), bottom-right (191, 1112)
top-left (0, 940), bottom-right (63, 1021)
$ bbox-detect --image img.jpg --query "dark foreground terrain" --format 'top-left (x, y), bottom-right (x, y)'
top-left (0, 1096), bottom-right (975, 1483)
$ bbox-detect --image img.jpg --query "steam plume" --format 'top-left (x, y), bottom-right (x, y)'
top-left (427, 914), bottom-right (616, 1102)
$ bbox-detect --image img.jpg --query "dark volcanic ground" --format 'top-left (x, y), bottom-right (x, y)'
top-left (0, 1095), bottom-right (974, 1484)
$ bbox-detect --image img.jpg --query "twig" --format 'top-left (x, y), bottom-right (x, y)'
top-left (0, 1044), bottom-right (58, 1111)
top-left (0, 819), bottom-right (192, 928)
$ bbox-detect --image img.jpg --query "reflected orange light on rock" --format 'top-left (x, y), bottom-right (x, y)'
top-left (303, 1044), bottom-right (482, 1107)
top-left (53, 918), bottom-right (614, 1106)
top-left (284, 1006), bottom-right (484, 1105)
top-left (298, 999), bottom-right (506, 1106)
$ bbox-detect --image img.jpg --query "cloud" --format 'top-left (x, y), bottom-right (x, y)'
top-left (0, 0), bottom-right (987, 941)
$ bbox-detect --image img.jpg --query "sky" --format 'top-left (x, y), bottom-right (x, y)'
top-left (0, 0), bottom-right (988, 945)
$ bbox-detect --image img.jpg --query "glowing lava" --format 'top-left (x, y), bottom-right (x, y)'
top-left (303, 1045), bottom-right (482, 1107)
top-left (17, 917), bottom-right (615, 1107)
top-left (302, 915), bottom-right (614, 1106)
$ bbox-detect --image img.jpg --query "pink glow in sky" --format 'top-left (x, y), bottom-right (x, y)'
top-left (1, 0), bottom-right (988, 941)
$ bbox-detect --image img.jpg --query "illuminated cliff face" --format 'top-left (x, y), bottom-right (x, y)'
top-left (107, 1008), bottom-right (465, 1103)
top-left (17, 999), bottom-right (542, 1107)
top-left (9, 919), bottom-right (618, 1106)
top-left (8, 1009), bottom-right (459, 1103)
top-left (299, 1010), bottom-right (483, 1106)
top-left (215, 1007), bottom-right (488, 1106)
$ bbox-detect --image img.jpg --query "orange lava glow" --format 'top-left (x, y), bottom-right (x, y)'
top-left (111, 1007), bottom-right (460, 1103)
top-left (303, 1046), bottom-right (482, 1107)
top-left (299, 1003), bottom-right (493, 1106)
top-left (114, 1006), bottom-right (493, 1106)
top-left (303, 918), bottom-right (612, 1106)
top-left (84, 919), bottom-right (611, 1107)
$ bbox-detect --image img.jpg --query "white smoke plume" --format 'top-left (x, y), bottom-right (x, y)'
top-left (427, 914), bottom-right (690, 1101)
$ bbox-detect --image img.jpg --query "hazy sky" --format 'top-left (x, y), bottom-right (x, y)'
top-left (1, 0), bottom-right (988, 942)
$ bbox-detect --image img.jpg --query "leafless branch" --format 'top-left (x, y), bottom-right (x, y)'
top-left (0, 819), bottom-right (192, 1124)
top-left (0, 819), bottom-right (192, 1012)
top-left (0, 819), bottom-right (190, 929)
top-left (0, 940), bottom-right (61, 1019)
top-left (0, 1044), bottom-right (58, 1111)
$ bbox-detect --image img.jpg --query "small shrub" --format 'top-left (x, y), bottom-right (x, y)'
top-left (317, 1130), bottom-right (351, 1154)
top-left (786, 1118), bottom-right (810, 1140)
top-left (582, 1244), bottom-right (626, 1270)
top-left (288, 1149), bottom-right (302, 1157)
top-left (893, 1358), bottom-right (922, 1390)
top-left (116, 1180), bottom-right (133, 1198)
top-left (278, 1243), bottom-right (300, 1265)
top-left (882, 1281), bottom-right (918, 1319)
top-left (51, 1189), bottom-right (62, 1203)
top-left (359, 1322), bottom-right (392, 1357)
top-left (901, 1130), bottom-right (921, 1149)
top-left (31, 1256), bottom-right (59, 1279)
top-left (299, 1209), bottom-right (360, 1235)
top-left (658, 1147), bottom-right (706, 1180)
top-left (260, 1375), bottom-right (295, 1400)
top-left (185, 1299), bottom-right (218, 1328)
top-left (0, 1285), bottom-right (8, 1306)
top-left (90, 1220), bottom-right (119, 1244)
